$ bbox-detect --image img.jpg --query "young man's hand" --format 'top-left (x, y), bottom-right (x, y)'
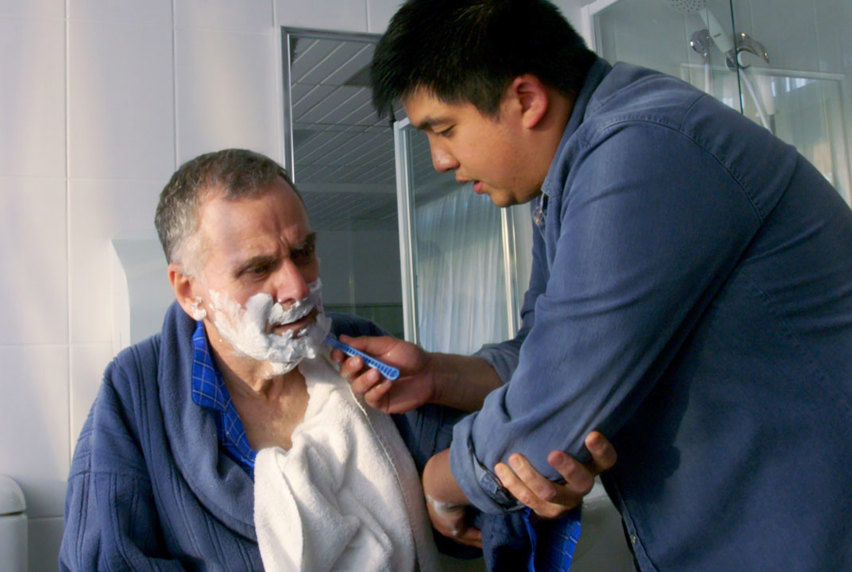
top-left (333, 335), bottom-right (503, 413)
top-left (494, 431), bottom-right (617, 518)
top-left (333, 335), bottom-right (436, 414)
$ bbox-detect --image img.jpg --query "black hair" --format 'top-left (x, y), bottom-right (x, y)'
top-left (371, 0), bottom-right (597, 119)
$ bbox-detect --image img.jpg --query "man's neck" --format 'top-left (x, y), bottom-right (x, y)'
top-left (544, 88), bottom-right (575, 148)
top-left (202, 318), bottom-right (308, 397)
top-left (213, 346), bottom-right (306, 401)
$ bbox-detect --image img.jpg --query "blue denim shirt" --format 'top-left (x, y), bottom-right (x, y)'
top-left (451, 59), bottom-right (852, 570)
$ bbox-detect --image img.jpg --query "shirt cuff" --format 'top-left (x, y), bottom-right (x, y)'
top-left (449, 413), bottom-right (524, 514)
top-left (473, 341), bottom-right (521, 384)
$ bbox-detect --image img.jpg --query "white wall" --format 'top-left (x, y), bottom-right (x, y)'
top-left (0, 1), bottom-right (586, 569)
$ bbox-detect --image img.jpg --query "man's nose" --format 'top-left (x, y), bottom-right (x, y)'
top-left (431, 145), bottom-right (458, 173)
top-left (272, 259), bottom-right (311, 305)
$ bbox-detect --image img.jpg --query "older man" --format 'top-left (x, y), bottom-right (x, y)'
top-left (59, 149), bottom-right (613, 570)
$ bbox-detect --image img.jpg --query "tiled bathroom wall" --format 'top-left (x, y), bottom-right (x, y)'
top-left (0, 1), bottom-right (377, 569)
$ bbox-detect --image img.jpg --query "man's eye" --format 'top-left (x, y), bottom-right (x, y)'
top-left (293, 244), bottom-right (315, 262)
top-left (437, 127), bottom-right (454, 137)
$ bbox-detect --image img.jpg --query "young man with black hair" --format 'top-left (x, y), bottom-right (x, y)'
top-left (338, 0), bottom-right (852, 569)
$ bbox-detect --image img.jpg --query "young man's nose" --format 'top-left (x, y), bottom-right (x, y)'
top-left (431, 145), bottom-right (458, 173)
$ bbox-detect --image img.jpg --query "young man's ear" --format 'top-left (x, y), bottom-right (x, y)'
top-left (510, 74), bottom-right (550, 129)
top-left (169, 263), bottom-right (202, 319)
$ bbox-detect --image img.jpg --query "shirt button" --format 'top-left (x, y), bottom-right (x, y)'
top-left (631, 535), bottom-right (638, 545)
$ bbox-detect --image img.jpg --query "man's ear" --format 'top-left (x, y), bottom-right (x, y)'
top-left (169, 263), bottom-right (202, 319)
top-left (509, 74), bottom-right (550, 129)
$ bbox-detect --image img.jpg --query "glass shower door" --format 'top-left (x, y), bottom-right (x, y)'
top-left (584, 0), bottom-right (852, 204)
top-left (394, 118), bottom-right (519, 354)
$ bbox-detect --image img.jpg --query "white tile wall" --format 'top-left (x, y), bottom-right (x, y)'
top-left (68, 178), bottom-right (162, 344)
top-left (175, 27), bottom-right (281, 163)
top-left (2, 2), bottom-right (384, 568)
top-left (28, 517), bottom-right (64, 572)
top-left (0, 0), bottom-right (63, 20)
top-left (176, 0), bottom-right (273, 33)
top-left (0, 18), bottom-right (66, 178)
top-left (0, 177), bottom-right (68, 346)
top-left (67, 19), bottom-right (175, 180)
top-left (276, 0), bottom-right (368, 33)
top-left (0, 345), bottom-right (69, 519)
top-left (69, 343), bottom-right (114, 444)
top-left (68, 0), bottom-right (172, 25)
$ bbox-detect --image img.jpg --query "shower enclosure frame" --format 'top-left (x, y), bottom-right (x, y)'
top-left (580, 0), bottom-right (852, 205)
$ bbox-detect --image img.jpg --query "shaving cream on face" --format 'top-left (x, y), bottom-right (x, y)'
top-left (208, 279), bottom-right (331, 376)
top-left (190, 296), bottom-right (207, 321)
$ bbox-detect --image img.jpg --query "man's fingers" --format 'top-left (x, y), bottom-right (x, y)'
top-left (337, 355), bottom-right (364, 380)
top-left (340, 357), bottom-right (383, 390)
top-left (362, 378), bottom-right (393, 410)
top-left (495, 460), bottom-right (567, 519)
top-left (506, 454), bottom-right (560, 503)
top-left (494, 461), bottom-right (537, 506)
top-left (338, 334), bottom-right (393, 358)
top-left (547, 450), bottom-right (594, 496)
top-left (491, 433), bottom-right (617, 520)
top-left (585, 430), bottom-right (617, 472)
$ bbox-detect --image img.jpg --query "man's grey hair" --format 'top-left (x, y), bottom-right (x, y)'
top-left (154, 148), bottom-right (302, 273)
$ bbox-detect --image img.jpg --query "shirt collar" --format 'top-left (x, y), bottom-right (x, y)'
top-left (190, 321), bottom-right (257, 474)
top-left (541, 57), bottom-right (612, 199)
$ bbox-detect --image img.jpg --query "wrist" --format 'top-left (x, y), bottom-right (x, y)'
top-left (429, 354), bottom-right (501, 411)
top-left (427, 353), bottom-right (459, 407)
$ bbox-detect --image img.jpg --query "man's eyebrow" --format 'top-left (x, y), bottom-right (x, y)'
top-left (413, 116), bottom-right (449, 131)
top-left (295, 232), bottom-right (317, 251)
top-left (234, 253), bottom-right (276, 276)
top-left (232, 233), bottom-right (317, 275)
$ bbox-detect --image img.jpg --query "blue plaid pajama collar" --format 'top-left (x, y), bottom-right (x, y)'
top-left (190, 320), bottom-right (257, 476)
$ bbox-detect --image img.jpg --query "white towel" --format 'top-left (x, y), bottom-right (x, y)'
top-left (254, 355), bottom-right (440, 572)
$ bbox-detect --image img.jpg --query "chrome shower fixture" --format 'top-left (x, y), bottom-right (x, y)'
top-left (689, 28), bottom-right (713, 59)
top-left (664, 0), bottom-right (734, 56)
top-left (666, 0), bottom-right (774, 133)
top-left (733, 31), bottom-right (770, 69)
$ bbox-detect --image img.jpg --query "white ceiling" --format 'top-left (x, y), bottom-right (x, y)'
top-left (287, 34), bottom-right (405, 231)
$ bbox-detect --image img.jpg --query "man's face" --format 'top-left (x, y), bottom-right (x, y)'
top-left (187, 179), bottom-right (329, 373)
top-left (403, 89), bottom-right (545, 207)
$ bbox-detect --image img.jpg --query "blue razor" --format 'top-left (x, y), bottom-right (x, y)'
top-left (324, 335), bottom-right (400, 381)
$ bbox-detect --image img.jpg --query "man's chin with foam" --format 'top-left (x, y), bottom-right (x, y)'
top-left (208, 280), bottom-right (332, 376)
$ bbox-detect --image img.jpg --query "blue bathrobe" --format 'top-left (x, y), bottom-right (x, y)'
top-left (59, 302), bottom-right (538, 570)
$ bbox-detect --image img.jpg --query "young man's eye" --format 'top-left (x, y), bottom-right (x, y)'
top-left (437, 126), bottom-right (454, 137)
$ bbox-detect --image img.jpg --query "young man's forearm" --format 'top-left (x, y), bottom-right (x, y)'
top-left (427, 353), bottom-right (503, 412)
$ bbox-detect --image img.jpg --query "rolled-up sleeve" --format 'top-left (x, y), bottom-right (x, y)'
top-left (450, 120), bottom-right (762, 513)
top-left (473, 201), bottom-right (548, 384)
